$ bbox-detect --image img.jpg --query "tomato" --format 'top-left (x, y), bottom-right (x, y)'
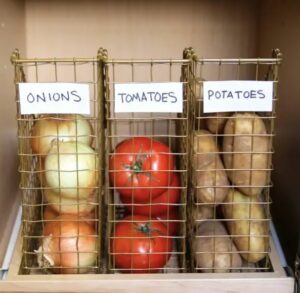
top-left (156, 208), bottom-right (179, 236)
top-left (121, 173), bottom-right (180, 217)
top-left (111, 215), bottom-right (173, 273)
top-left (109, 137), bottom-right (175, 202)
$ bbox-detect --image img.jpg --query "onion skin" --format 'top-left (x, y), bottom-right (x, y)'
top-left (40, 214), bottom-right (97, 274)
top-left (44, 189), bottom-right (97, 215)
top-left (43, 205), bottom-right (98, 228)
top-left (44, 142), bottom-right (98, 199)
top-left (31, 114), bottom-right (93, 156)
top-left (43, 205), bottom-right (58, 220)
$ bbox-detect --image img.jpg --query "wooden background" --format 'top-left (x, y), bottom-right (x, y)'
top-left (0, 0), bottom-right (299, 272)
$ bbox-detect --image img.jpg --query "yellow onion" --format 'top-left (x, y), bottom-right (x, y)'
top-left (44, 189), bottom-right (97, 215)
top-left (43, 205), bottom-right (98, 229)
top-left (31, 114), bottom-right (93, 156)
top-left (37, 214), bottom-right (97, 274)
top-left (44, 141), bottom-right (98, 199)
top-left (43, 205), bottom-right (59, 220)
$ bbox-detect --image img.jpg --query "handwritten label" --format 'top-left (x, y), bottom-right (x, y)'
top-left (19, 83), bottom-right (90, 115)
top-left (203, 80), bottom-right (273, 113)
top-left (114, 82), bottom-right (183, 113)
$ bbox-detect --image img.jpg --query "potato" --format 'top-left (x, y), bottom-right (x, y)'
top-left (223, 112), bottom-right (270, 197)
top-left (206, 112), bottom-right (230, 134)
top-left (192, 130), bottom-right (229, 204)
top-left (192, 77), bottom-right (229, 133)
top-left (192, 221), bottom-right (242, 272)
top-left (193, 205), bottom-right (214, 228)
top-left (222, 189), bottom-right (268, 263)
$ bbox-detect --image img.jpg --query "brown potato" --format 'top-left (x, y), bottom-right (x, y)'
top-left (192, 130), bottom-right (229, 205)
top-left (192, 221), bottom-right (242, 272)
top-left (192, 77), bottom-right (229, 133)
top-left (206, 112), bottom-right (230, 134)
top-left (223, 112), bottom-right (270, 197)
top-left (193, 205), bottom-right (214, 228)
top-left (222, 189), bottom-right (268, 263)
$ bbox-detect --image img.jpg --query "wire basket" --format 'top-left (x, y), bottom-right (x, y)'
top-left (11, 49), bottom-right (106, 274)
top-left (185, 47), bottom-right (282, 273)
top-left (104, 55), bottom-right (192, 273)
top-left (11, 46), bottom-right (282, 276)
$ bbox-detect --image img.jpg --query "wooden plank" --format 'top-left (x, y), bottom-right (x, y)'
top-left (0, 274), bottom-right (295, 293)
top-left (1, 229), bottom-right (294, 293)
top-left (0, 0), bottom-right (25, 267)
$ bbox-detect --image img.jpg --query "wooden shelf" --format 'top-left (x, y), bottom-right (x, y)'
top-left (0, 229), bottom-right (294, 293)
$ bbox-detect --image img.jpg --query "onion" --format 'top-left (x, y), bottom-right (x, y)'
top-left (37, 214), bottom-right (97, 274)
top-left (31, 114), bottom-right (93, 156)
top-left (44, 141), bottom-right (98, 199)
top-left (43, 205), bottom-right (58, 220)
top-left (44, 189), bottom-right (97, 215)
top-left (43, 205), bottom-right (98, 231)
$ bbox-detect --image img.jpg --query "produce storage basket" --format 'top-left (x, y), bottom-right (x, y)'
top-left (185, 47), bottom-right (282, 273)
top-left (103, 54), bottom-right (192, 273)
top-left (11, 49), bottom-right (106, 274)
top-left (5, 47), bottom-right (294, 293)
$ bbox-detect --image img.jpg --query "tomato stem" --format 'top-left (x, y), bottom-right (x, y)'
top-left (134, 222), bottom-right (163, 237)
top-left (132, 161), bottom-right (143, 173)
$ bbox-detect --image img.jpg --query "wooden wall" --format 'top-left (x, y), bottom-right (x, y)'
top-left (0, 0), bottom-right (25, 265)
top-left (2, 0), bottom-right (299, 271)
top-left (258, 0), bottom-right (300, 267)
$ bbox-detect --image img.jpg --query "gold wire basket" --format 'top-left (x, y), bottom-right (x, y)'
top-left (11, 47), bottom-right (282, 276)
top-left (104, 55), bottom-right (191, 273)
top-left (11, 49), bottom-right (106, 274)
top-left (185, 47), bottom-right (282, 273)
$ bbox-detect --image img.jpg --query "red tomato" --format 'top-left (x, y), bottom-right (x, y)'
top-left (156, 208), bottom-right (179, 236)
top-left (109, 137), bottom-right (175, 202)
top-left (121, 173), bottom-right (181, 217)
top-left (111, 215), bottom-right (173, 273)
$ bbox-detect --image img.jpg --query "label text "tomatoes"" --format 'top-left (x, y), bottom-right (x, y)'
top-left (117, 91), bottom-right (177, 104)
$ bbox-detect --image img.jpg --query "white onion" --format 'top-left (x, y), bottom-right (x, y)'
top-left (31, 114), bottom-right (93, 156)
top-left (44, 189), bottom-right (97, 215)
top-left (44, 141), bottom-right (98, 199)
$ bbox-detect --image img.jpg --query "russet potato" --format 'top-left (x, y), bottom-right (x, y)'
top-left (223, 112), bottom-right (270, 197)
top-left (192, 129), bottom-right (229, 205)
top-left (222, 189), bottom-right (268, 263)
top-left (192, 220), bottom-right (242, 272)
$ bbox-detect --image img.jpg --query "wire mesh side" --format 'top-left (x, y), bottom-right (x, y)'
top-left (188, 48), bottom-right (282, 273)
top-left (104, 58), bottom-right (191, 273)
top-left (11, 50), bottom-right (103, 274)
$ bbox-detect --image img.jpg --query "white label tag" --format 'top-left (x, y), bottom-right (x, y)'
top-left (114, 82), bottom-right (183, 113)
top-left (19, 83), bottom-right (90, 115)
top-left (203, 80), bottom-right (273, 113)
